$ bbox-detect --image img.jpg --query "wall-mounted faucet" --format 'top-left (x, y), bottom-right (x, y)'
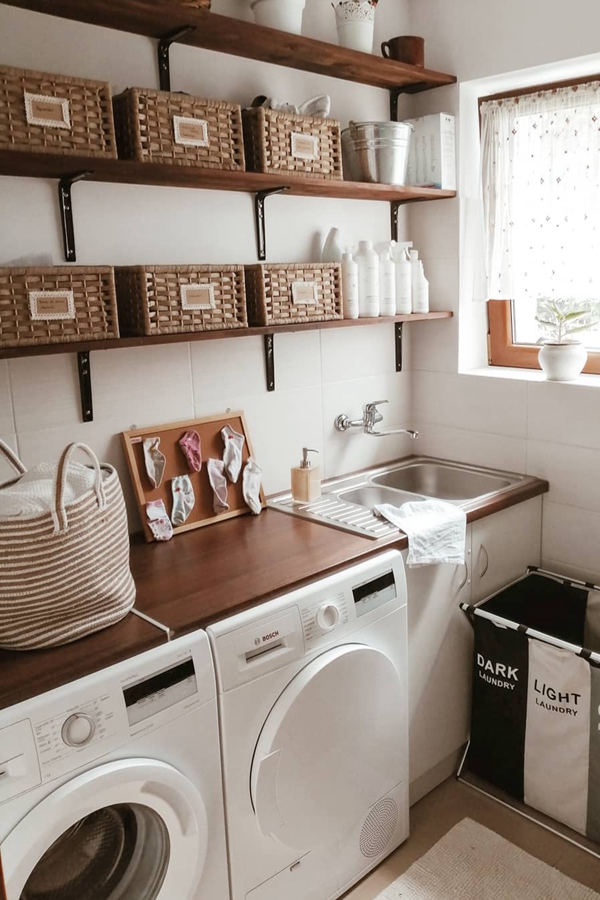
top-left (334, 400), bottom-right (419, 439)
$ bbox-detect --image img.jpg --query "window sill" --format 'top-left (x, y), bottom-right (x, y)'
top-left (466, 365), bottom-right (600, 388)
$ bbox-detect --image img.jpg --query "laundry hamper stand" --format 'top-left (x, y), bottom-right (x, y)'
top-left (457, 566), bottom-right (600, 859)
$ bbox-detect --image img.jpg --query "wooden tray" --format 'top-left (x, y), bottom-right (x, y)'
top-left (121, 411), bottom-right (264, 542)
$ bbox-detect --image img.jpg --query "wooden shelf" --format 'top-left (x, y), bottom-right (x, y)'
top-left (0, 312), bottom-right (453, 360)
top-left (3, 0), bottom-right (457, 93)
top-left (0, 149), bottom-right (456, 204)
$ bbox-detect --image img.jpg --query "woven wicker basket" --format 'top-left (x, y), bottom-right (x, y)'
top-left (245, 263), bottom-right (343, 326)
top-left (112, 88), bottom-right (245, 170)
top-left (0, 267), bottom-right (119, 349)
top-left (243, 108), bottom-right (343, 180)
top-left (115, 265), bottom-right (248, 336)
top-left (0, 65), bottom-right (116, 158)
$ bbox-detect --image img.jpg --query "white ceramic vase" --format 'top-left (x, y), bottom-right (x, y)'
top-left (250, 0), bottom-right (306, 34)
top-left (334, 1), bottom-right (375, 53)
top-left (538, 341), bottom-right (587, 381)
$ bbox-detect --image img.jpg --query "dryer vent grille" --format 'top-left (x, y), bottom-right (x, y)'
top-left (359, 797), bottom-right (399, 858)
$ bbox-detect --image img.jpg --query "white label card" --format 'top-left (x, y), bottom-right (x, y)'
top-left (24, 92), bottom-right (71, 130)
top-left (173, 116), bottom-right (209, 148)
top-left (291, 132), bottom-right (319, 161)
top-left (28, 290), bottom-right (76, 321)
top-left (180, 283), bottom-right (216, 310)
top-left (291, 281), bottom-right (318, 305)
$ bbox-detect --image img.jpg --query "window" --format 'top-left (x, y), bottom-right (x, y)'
top-left (482, 77), bottom-right (600, 373)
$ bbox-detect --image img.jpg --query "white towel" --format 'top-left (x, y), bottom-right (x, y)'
top-left (0, 461), bottom-right (97, 518)
top-left (375, 498), bottom-right (466, 567)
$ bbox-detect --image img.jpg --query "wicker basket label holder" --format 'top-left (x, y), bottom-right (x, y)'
top-left (115, 265), bottom-right (248, 336)
top-left (0, 267), bottom-right (119, 349)
top-left (112, 87), bottom-right (245, 170)
top-left (243, 107), bottom-right (343, 180)
top-left (0, 65), bottom-right (116, 158)
top-left (245, 263), bottom-right (343, 326)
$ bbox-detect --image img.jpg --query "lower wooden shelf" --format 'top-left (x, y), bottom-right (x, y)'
top-left (0, 312), bottom-right (453, 359)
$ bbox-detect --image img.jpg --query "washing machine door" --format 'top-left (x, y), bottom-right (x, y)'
top-left (250, 643), bottom-right (406, 849)
top-left (1, 758), bottom-right (208, 900)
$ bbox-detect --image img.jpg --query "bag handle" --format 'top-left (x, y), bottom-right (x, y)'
top-left (53, 442), bottom-right (106, 534)
top-left (0, 439), bottom-right (27, 477)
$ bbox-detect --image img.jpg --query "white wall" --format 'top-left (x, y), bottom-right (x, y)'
top-left (0, 1), bottom-right (418, 531)
top-left (408, 0), bottom-right (600, 583)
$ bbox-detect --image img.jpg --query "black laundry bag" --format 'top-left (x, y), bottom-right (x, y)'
top-left (463, 569), bottom-right (600, 838)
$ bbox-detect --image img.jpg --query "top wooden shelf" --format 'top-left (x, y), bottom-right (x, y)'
top-left (3, 0), bottom-right (457, 93)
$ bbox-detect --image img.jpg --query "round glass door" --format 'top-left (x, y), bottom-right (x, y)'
top-left (20, 803), bottom-right (169, 900)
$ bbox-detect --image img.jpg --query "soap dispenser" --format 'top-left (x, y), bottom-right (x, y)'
top-left (291, 448), bottom-right (321, 502)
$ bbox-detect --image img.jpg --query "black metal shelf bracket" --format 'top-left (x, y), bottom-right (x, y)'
top-left (158, 25), bottom-right (196, 91)
top-left (395, 322), bottom-right (403, 372)
top-left (390, 199), bottom-right (403, 243)
top-left (58, 171), bottom-right (92, 262)
top-left (390, 88), bottom-right (403, 122)
top-left (77, 350), bottom-right (94, 422)
top-left (254, 186), bottom-right (290, 261)
top-left (263, 333), bottom-right (275, 392)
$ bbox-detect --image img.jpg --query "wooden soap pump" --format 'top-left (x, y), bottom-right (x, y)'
top-left (291, 448), bottom-right (321, 503)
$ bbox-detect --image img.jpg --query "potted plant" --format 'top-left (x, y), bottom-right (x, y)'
top-left (535, 298), bottom-right (598, 381)
top-left (332, 0), bottom-right (379, 53)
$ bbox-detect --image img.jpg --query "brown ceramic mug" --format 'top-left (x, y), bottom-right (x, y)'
top-left (381, 35), bottom-right (425, 67)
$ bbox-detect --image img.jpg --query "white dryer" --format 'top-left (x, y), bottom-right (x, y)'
top-left (208, 549), bottom-right (409, 900)
top-left (0, 631), bottom-right (229, 900)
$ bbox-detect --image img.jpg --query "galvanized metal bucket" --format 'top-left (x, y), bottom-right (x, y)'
top-left (341, 121), bottom-right (413, 185)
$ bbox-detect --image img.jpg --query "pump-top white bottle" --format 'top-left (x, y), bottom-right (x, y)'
top-left (393, 241), bottom-right (413, 314)
top-left (355, 240), bottom-right (380, 317)
top-left (341, 252), bottom-right (359, 319)
top-left (412, 260), bottom-right (430, 313)
top-left (379, 245), bottom-right (397, 317)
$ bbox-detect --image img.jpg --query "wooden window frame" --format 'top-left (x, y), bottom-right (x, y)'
top-left (483, 74), bottom-right (600, 376)
top-left (488, 300), bottom-right (600, 375)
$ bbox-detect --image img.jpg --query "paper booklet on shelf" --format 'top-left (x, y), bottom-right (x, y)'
top-left (404, 113), bottom-right (456, 191)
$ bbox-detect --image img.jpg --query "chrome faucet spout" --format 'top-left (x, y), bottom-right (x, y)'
top-left (334, 400), bottom-right (419, 439)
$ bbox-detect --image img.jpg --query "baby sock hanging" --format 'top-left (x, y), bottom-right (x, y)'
top-left (207, 458), bottom-right (230, 514)
top-left (146, 499), bottom-right (173, 541)
top-left (243, 457), bottom-right (263, 515)
top-left (179, 429), bottom-right (202, 473)
top-left (171, 475), bottom-right (195, 526)
top-left (221, 424), bottom-right (245, 483)
top-left (143, 437), bottom-right (166, 489)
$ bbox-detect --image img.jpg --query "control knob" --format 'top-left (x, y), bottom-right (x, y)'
top-left (316, 603), bottom-right (340, 632)
top-left (61, 713), bottom-right (95, 748)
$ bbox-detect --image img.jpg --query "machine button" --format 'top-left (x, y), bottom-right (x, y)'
top-left (316, 604), bottom-right (340, 632)
top-left (61, 714), bottom-right (95, 748)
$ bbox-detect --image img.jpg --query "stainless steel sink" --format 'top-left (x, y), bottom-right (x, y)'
top-left (373, 463), bottom-right (514, 502)
top-left (268, 457), bottom-right (531, 539)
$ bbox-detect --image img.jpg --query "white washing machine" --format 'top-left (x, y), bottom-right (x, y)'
top-left (0, 631), bottom-right (229, 900)
top-left (207, 549), bottom-right (409, 900)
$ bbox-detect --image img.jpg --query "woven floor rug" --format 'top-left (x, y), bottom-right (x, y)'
top-left (374, 817), bottom-right (600, 899)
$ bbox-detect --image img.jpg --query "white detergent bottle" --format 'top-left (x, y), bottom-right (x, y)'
top-left (392, 241), bottom-right (413, 314)
top-left (409, 248), bottom-right (420, 305)
top-left (321, 227), bottom-right (344, 263)
top-left (355, 240), bottom-right (380, 317)
top-left (341, 252), bottom-right (359, 319)
top-left (379, 244), bottom-right (397, 317)
top-left (412, 260), bottom-right (430, 313)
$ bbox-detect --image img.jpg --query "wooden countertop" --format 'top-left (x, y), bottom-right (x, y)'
top-left (0, 476), bottom-right (548, 710)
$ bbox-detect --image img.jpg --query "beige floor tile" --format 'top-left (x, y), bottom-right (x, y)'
top-left (341, 777), bottom-right (600, 900)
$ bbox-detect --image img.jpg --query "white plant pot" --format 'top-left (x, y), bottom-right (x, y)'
top-left (250, 0), bottom-right (305, 34)
top-left (538, 341), bottom-right (587, 382)
top-left (334, 1), bottom-right (375, 53)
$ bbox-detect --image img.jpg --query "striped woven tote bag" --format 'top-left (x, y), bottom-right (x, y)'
top-left (0, 440), bottom-right (136, 650)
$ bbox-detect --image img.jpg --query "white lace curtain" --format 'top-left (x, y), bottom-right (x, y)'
top-left (480, 81), bottom-right (600, 312)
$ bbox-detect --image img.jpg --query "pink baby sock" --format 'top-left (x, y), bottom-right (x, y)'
top-left (143, 437), bottom-right (166, 489)
top-left (221, 424), bottom-right (245, 483)
top-left (179, 429), bottom-right (202, 472)
top-left (171, 475), bottom-right (195, 526)
top-left (146, 499), bottom-right (173, 541)
top-left (243, 457), bottom-right (263, 515)
top-left (207, 458), bottom-right (230, 514)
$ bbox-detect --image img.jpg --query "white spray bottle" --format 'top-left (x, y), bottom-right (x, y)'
top-left (392, 241), bottom-right (413, 314)
top-left (378, 242), bottom-right (397, 317)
